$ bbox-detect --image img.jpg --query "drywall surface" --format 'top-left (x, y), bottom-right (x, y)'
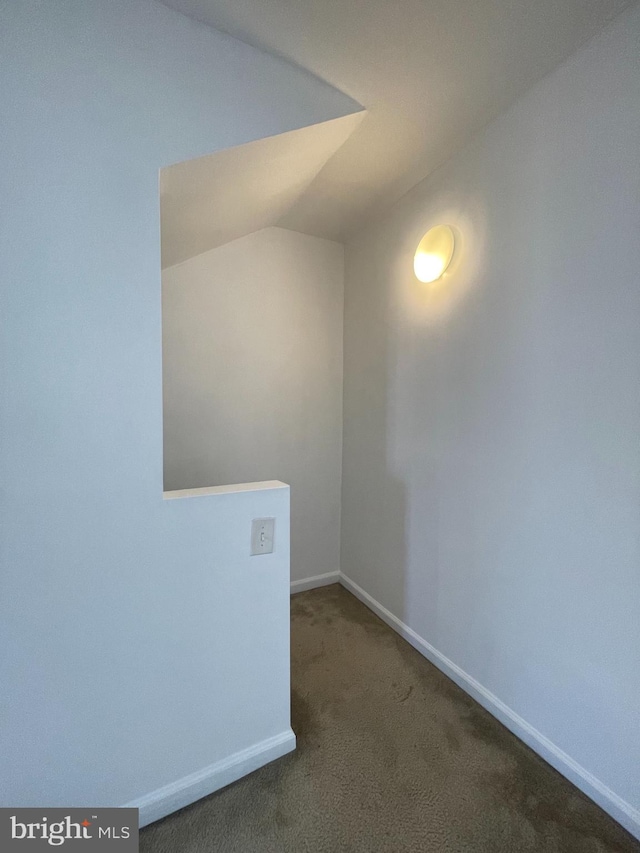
top-left (342, 3), bottom-right (640, 834)
top-left (160, 112), bottom-right (363, 268)
top-left (0, 0), bottom-right (358, 814)
top-left (163, 227), bottom-right (344, 584)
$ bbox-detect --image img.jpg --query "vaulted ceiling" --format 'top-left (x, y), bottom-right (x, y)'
top-left (160, 0), bottom-right (632, 256)
top-left (161, 113), bottom-right (364, 268)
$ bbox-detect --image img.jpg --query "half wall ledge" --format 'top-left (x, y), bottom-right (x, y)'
top-left (162, 481), bottom-right (289, 500)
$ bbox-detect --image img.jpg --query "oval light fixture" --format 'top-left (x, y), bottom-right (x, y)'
top-left (413, 224), bottom-right (455, 283)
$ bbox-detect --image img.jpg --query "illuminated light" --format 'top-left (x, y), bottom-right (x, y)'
top-left (414, 252), bottom-right (446, 283)
top-left (413, 225), bottom-right (455, 282)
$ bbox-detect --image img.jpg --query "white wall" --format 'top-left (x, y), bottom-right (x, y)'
top-left (163, 227), bottom-right (344, 584)
top-left (341, 3), bottom-right (640, 837)
top-left (0, 0), bottom-right (358, 821)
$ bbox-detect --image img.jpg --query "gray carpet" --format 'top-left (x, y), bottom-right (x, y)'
top-left (141, 584), bottom-right (639, 852)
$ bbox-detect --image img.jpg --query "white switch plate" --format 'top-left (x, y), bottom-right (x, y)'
top-left (251, 517), bottom-right (275, 556)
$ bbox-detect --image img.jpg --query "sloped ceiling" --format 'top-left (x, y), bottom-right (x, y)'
top-left (161, 112), bottom-right (364, 268)
top-left (161, 0), bottom-right (632, 250)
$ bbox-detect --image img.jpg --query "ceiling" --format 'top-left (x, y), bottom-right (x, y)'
top-left (161, 113), bottom-right (363, 268)
top-left (161, 0), bottom-right (632, 246)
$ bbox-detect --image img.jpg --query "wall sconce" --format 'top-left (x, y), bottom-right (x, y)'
top-left (413, 225), bottom-right (455, 283)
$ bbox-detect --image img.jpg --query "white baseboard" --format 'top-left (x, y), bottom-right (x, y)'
top-left (125, 729), bottom-right (296, 828)
top-left (339, 572), bottom-right (640, 842)
top-left (290, 571), bottom-right (340, 594)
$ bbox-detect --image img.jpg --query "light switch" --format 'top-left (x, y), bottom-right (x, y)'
top-left (251, 517), bottom-right (275, 556)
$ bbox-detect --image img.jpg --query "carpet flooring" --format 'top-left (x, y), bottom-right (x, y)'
top-left (140, 584), bottom-right (640, 852)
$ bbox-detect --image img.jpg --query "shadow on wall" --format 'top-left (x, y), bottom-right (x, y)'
top-left (397, 196), bottom-right (490, 634)
top-left (342, 217), bottom-right (409, 621)
top-left (342, 186), bottom-right (489, 626)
